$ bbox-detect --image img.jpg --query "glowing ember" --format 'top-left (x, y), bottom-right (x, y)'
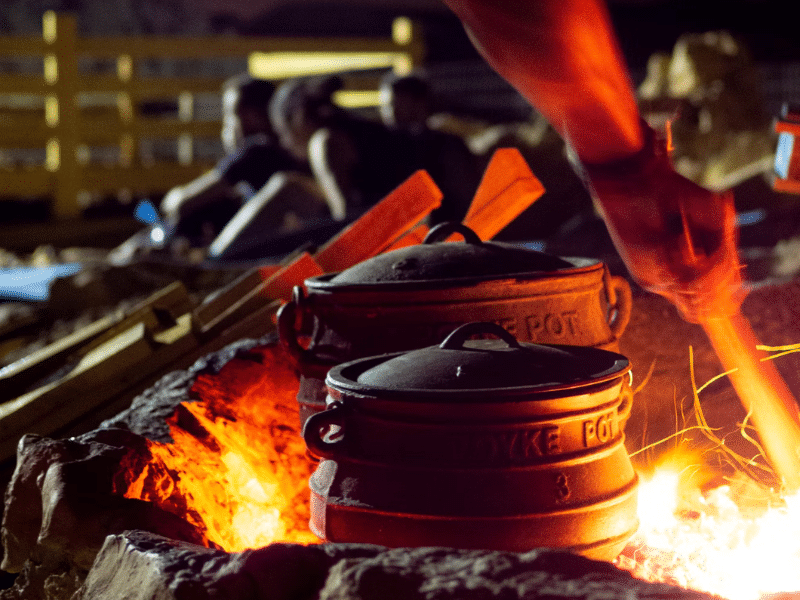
top-left (120, 344), bottom-right (317, 551)
top-left (619, 461), bottom-right (800, 600)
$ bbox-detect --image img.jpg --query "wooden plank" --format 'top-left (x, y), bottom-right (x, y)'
top-left (0, 322), bottom-right (155, 460)
top-left (383, 223), bottom-right (430, 251)
top-left (75, 281), bottom-right (194, 355)
top-left (0, 37), bottom-right (46, 54)
top-left (0, 171), bottom-right (53, 197)
top-left (375, 148), bottom-right (547, 251)
top-left (77, 36), bottom-right (408, 59)
top-left (80, 163), bottom-right (213, 193)
top-left (0, 115), bottom-right (51, 146)
top-left (194, 252), bottom-right (322, 337)
top-left (314, 170), bottom-right (442, 272)
top-left (74, 116), bottom-right (220, 143)
top-left (464, 147), bottom-right (545, 241)
top-left (76, 75), bottom-right (225, 96)
top-left (208, 300), bottom-right (282, 353)
top-left (0, 313), bottom-right (201, 463)
top-left (131, 119), bottom-right (220, 139)
top-left (192, 266), bottom-right (279, 334)
top-left (0, 281), bottom-right (192, 404)
top-left (773, 177), bottom-right (800, 194)
top-left (0, 75), bottom-right (50, 95)
top-left (0, 313), bottom-right (119, 404)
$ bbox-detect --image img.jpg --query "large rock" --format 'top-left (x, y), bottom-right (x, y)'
top-left (76, 531), bottom-right (716, 600)
top-left (0, 429), bottom-right (206, 600)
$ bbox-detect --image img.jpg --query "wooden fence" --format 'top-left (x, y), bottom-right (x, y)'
top-left (0, 12), bottom-right (424, 218)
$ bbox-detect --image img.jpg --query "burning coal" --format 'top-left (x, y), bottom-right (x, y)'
top-left (618, 460), bottom-right (800, 600)
top-left (117, 344), bottom-right (316, 551)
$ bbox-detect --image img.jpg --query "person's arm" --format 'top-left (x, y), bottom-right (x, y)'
top-left (307, 127), bottom-right (357, 220)
top-left (442, 0), bottom-right (743, 321)
top-left (160, 169), bottom-right (240, 223)
top-left (443, 0), bottom-right (642, 163)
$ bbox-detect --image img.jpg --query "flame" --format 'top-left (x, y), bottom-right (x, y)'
top-left (619, 455), bottom-right (800, 600)
top-left (618, 340), bottom-right (800, 600)
top-left (120, 343), bottom-right (317, 551)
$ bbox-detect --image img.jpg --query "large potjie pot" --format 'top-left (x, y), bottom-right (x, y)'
top-left (303, 322), bottom-right (638, 561)
top-left (278, 222), bottom-right (633, 427)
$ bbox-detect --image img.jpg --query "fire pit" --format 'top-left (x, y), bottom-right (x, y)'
top-left (4, 257), bottom-right (800, 600)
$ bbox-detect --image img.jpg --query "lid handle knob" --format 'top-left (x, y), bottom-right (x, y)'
top-left (439, 321), bottom-right (521, 351)
top-left (423, 222), bottom-right (482, 245)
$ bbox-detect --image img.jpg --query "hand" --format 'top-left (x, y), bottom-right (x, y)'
top-left (582, 125), bottom-right (744, 322)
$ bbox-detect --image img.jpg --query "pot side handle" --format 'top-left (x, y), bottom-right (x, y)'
top-left (303, 401), bottom-right (349, 459)
top-left (277, 286), bottom-right (316, 365)
top-left (605, 275), bottom-right (632, 340)
top-left (617, 376), bottom-right (634, 425)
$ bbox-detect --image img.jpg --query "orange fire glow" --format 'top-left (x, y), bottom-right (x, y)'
top-left (121, 343), bottom-right (317, 551)
top-left (617, 341), bottom-right (800, 600)
top-left (700, 312), bottom-right (800, 491)
top-left (618, 454), bottom-right (800, 600)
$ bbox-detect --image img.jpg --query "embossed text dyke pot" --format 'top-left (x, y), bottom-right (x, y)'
top-left (278, 222), bottom-right (633, 426)
top-left (303, 322), bottom-right (638, 561)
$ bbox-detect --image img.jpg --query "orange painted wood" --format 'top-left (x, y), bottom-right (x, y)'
top-left (383, 223), bottom-right (430, 251)
top-left (313, 170), bottom-right (442, 272)
top-left (260, 252), bottom-right (323, 302)
top-left (464, 147), bottom-right (545, 241)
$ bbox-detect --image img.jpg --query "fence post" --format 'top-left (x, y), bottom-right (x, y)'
top-left (392, 17), bottom-right (426, 72)
top-left (43, 11), bottom-right (81, 218)
top-left (117, 54), bottom-right (136, 169)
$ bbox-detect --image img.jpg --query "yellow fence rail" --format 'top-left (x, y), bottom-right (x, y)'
top-left (0, 12), bottom-right (424, 218)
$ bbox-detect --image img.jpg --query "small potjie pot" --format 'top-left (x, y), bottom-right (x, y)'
top-left (303, 322), bottom-right (638, 560)
top-left (278, 222), bottom-right (633, 427)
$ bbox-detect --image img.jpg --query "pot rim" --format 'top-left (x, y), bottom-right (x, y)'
top-left (305, 256), bottom-right (604, 292)
top-left (326, 349), bottom-right (631, 402)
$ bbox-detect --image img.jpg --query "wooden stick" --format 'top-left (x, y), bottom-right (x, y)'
top-left (313, 170), bottom-right (442, 272)
top-left (387, 148), bottom-right (546, 250)
top-left (193, 252), bottom-right (322, 337)
top-left (464, 147), bottom-right (545, 241)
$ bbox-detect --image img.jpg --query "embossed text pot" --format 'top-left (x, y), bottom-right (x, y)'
top-left (278, 222), bottom-right (633, 427)
top-left (303, 322), bottom-right (638, 561)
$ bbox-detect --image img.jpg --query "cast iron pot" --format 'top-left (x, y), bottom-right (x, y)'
top-left (304, 321), bottom-right (638, 560)
top-left (278, 222), bottom-right (633, 427)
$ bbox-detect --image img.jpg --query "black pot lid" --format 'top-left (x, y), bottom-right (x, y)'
top-left (326, 222), bottom-right (577, 285)
top-left (329, 322), bottom-right (630, 398)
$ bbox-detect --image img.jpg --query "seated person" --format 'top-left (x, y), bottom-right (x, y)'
top-left (205, 77), bottom-right (346, 259)
top-left (270, 75), bottom-right (420, 219)
top-left (160, 74), bottom-right (304, 248)
top-left (379, 72), bottom-right (481, 225)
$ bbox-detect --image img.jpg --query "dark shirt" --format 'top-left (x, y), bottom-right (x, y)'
top-left (173, 135), bottom-right (302, 244)
top-left (328, 116), bottom-right (419, 212)
top-left (410, 128), bottom-right (480, 225)
top-left (216, 134), bottom-right (303, 194)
